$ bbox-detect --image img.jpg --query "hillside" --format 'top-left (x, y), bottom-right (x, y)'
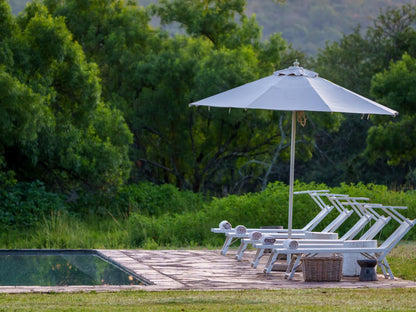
top-left (246, 0), bottom-right (416, 55)
top-left (8, 0), bottom-right (416, 56)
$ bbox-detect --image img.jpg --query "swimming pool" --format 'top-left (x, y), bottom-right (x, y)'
top-left (0, 250), bottom-right (153, 286)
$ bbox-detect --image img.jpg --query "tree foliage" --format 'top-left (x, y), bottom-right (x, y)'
top-left (1, 0), bottom-right (416, 196)
top-left (366, 54), bottom-right (416, 184)
top-left (41, 0), bottom-right (323, 194)
top-left (314, 4), bottom-right (416, 97)
top-left (0, 0), bottom-right (132, 191)
top-left (305, 4), bottom-right (416, 187)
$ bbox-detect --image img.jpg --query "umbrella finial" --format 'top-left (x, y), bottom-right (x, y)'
top-left (293, 59), bottom-right (300, 67)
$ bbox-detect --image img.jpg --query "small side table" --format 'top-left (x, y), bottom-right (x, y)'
top-left (357, 259), bottom-right (378, 281)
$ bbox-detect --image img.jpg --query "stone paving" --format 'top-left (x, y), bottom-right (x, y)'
top-left (0, 249), bottom-right (415, 293)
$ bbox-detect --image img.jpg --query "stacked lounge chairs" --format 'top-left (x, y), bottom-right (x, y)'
top-left (213, 190), bottom-right (337, 256)
top-left (211, 190), bottom-right (415, 280)
top-left (245, 194), bottom-right (382, 267)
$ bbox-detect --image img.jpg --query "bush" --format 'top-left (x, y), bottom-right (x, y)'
top-left (127, 210), bottom-right (218, 247)
top-left (124, 181), bottom-right (334, 247)
top-left (328, 183), bottom-right (416, 240)
top-left (116, 182), bottom-right (205, 216)
top-left (1, 179), bottom-right (416, 248)
top-left (126, 181), bottom-right (416, 247)
top-left (202, 181), bottom-right (331, 230)
top-left (0, 172), bottom-right (67, 230)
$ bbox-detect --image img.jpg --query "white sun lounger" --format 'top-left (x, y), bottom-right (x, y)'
top-left (215, 190), bottom-right (337, 255)
top-left (212, 189), bottom-right (332, 234)
top-left (252, 204), bottom-right (396, 273)
top-left (239, 195), bottom-right (369, 262)
top-left (262, 209), bottom-right (415, 279)
top-left (250, 238), bottom-right (343, 268)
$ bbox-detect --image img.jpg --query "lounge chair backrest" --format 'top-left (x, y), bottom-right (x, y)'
top-left (326, 194), bottom-right (350, 213)
top-left (294, 190), bottom-right (334, 231)
top-left (364, 204), bottom-right (383, 219)
top-left (380, 206), bottom-right (409, 224)
top-left (359, 215), bottom-right (391, 240)
top-left (301, 205), bottom-right (334, 231)
top-left (378, 219), bottom-right (416, 251)
top-left (294, 190), bottom-right (332, 210)
top-left (340, 196), bottom-right (370, 217)
top-left (340, 214), bottom-right (372, 240)
top-left (307, 190), bottom-right (331, 210)
top-left (322, 209), bottom-right (353, 233)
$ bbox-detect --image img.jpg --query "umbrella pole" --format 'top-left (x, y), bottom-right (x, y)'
top-left (288, 111), bottom-right (296, 238)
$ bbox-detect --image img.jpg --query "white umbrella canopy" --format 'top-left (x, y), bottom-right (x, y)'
top-left (189, 61), bottom-right (398, 237)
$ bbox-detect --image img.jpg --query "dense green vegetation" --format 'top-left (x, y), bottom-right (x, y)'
top-left (1, 181), bottom-right (415, 249)
top-left (1, 0), bottom-right (416, 250)
top-left (2, 0), bottom-right (416, 194)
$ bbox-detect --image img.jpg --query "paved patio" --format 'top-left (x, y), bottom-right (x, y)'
top-left (0, 249), bottom-right (415, 293)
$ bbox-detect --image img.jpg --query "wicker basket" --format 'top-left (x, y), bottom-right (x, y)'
top-left (301, 255), bottom-right (343, 282)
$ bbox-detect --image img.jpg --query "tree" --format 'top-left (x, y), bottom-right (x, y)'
top-left (152, 0), bottom-right (247, 48)
top-left (122, 0), bottom-right (340, 194)
top-left (40, 0), bottom-right (341, 194)
top-left (365, 53), bottom-right (416, 185)
top-left (0, 0), bottom-right (16, 39)
top-left (0, 1), bottom-right (133, 191)
top-left (314, 4), bottom-right (416, 96)
top-left (44, 0), bottom-right (297, 193)
top-left (140, 0), bottom-right (324, 194)
top-left (45, 0), bottom-right (159, 106)
top-left (304, 4), bottom-right (416, 187)
top-left (367, 4), bottom-right (416, 64)
top-left (0, 67), bottom-right (50, 165)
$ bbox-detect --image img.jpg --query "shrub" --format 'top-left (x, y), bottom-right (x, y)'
top-left (330, 183), bottom-right (416, 240)
top-left (127, 209), bottom-right (219, 247)
top-left (203, 181), bottom-right (331, 230)
top-left (127, 181), bottom-right (416, 247)
top-left (125, 181), bottom-right (333, 247)
top-left (1, 178), bottom-right (416, 248)
top-left (116, 182), bottom-right (205, 217)
top-left (0, 172), bottom-right (67, 230)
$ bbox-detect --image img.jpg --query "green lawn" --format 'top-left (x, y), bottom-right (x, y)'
top-left (1, 288), bottom-right (416, 311)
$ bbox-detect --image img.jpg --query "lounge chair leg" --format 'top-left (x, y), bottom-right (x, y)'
top-left (378, 260), bottom-right (388, 278)
top-left (252, 249), bottom-right (264, 268)
top-left (235, 241), bottom-right (248, 261)
top-left (220, 237), bottom-right (233, 255)
top-left (264, 251), bottom-right (279, 273)
top-left (285, 255), bottom-right (301, 280)
top-left (382, 258), bottom-right (394, 279)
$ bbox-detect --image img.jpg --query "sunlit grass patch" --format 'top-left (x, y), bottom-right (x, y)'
top-left (387, 242), bottom-right (416, 281)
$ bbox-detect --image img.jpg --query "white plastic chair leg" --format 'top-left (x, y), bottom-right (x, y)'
top-left (235, 241), bottom-right (248, 260)
top-left (251, 248), bottom-right (265, 268)
top-left (264, 250), bottom-right (279, 273)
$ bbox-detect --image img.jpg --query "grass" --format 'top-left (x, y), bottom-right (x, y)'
top-left (386, 241), bottom-right (416, 281)
top-left (0, 288), bottom-right (416, 311)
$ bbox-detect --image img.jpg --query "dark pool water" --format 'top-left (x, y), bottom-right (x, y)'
top-left (0, 250), bottom-right (151, 286)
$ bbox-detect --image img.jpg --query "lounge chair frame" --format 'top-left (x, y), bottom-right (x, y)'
top-left (261, 214), bottom-right (415, 280)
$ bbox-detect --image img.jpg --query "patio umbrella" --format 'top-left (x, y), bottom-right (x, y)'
top-left (189, 61), bottom-right (398, 237)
